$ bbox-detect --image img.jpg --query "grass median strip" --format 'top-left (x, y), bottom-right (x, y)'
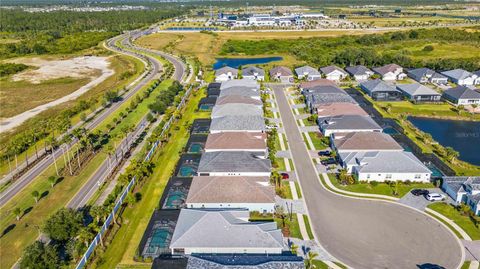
top-left (302, 214), bottom-right (314, 240)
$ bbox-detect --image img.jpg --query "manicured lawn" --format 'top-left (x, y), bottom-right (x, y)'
top-left (376, 100), bottom-right (480, 120)
top-left (308, 132), bottom-right (329, 150)
top-left (309, 260), bottom-right (330, 269)
top-left (281, 180), bottom-right (293, 200)
top-left (288, 159), bottom-right (295, 171)
top-left (328, 174), bottom-right (434, 198)
top-left (294, 182), bottom-right (302, 199)
top-left (275, 157), bottom-right (286, 172)
top-left (302, 214), bottom-right (314, 240)
top-left (428, 203), bottom-right (480, 240)
top-left (94, 89), bottom-right (204, 268)
top-left (461, 261), bottom-right (471, 269)
top-left (275, 213), bottom-right (302, 239)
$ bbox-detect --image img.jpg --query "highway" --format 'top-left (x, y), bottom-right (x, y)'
top-left (67, 30), bottom-right (188, 209)
top-left (0, 34), bottom-right (163, 207)
top-left (271, 84), bottom-right (463, 269)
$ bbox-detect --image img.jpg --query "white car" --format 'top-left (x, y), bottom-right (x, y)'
top-left (425, 193), bottom-right (445, 201)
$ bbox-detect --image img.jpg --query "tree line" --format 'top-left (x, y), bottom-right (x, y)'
top-left (220, 28), bottom-right (480, 71)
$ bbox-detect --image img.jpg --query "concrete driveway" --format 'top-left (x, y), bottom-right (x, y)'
top-left (399, 188), bottom-right (456, 211)
top-left (272, 84), bottom-right (463, 269)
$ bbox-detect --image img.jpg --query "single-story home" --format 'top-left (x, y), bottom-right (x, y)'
top-left (210, 115), bottom-right (266, 133)
top-left (215, 95), bottom-right (263, 107)
top-left (373, 64), bottom-right (406, 81)
top-left (396, 83), bottom-right (442, 103)
top-left (316, 102), bottom-right (368, 118)
top-left (345, 65), bottom-right (374, 81)
top-left (295, 65), bottom-right (321, 81)
top-left (442, 86), bottom-right (480, 106)
top-left (215, 66), bottom-right (238, 82)
top-left (302, 84), bottom-right (344, 95)
top-left (319, 115), bottom-right (382, 136)
top-left (186, 176), bottom-right (275, 213)
top-left (242, 66), bottom-right (265, 81)
top-left (442, 177), bottom-right (480, 215)
top-left (220, 78), bottom-right (260, 90)
top-left (320, 65), bottom-right (348, 81)
top-left (407, 68), bottom-right (448, 85)
top-left (187, 254), bottom-right (304, 269)
top-left (442, 69), bottom-right (479, 86)
top-left (205, 132), bottom-right (267, 153)
top-left (306, 92), bottom-right (357, 113)
top-left (360, 79), bottom-right (403, 101)
top-left (218, 86), bottom-right (261, 100)
top-left (341, 151), bottom-right (431, 182)
top-left (331, 132), bottom-right (403, 153)
top-left (170, 209), bottom-right (285, 255)
top-left (299, 79), bottom-right (336, 91)
top-left (197, 151), bottom-right (271, 177)
top-left (269, 66), bottom-right (293, 83)
top-left (211, 103), bottom-right (263, 119)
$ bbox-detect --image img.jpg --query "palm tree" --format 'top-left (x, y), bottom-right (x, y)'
top-left (290, 243), bottom-right (298, 254)
top-left (48, 176), bottom-right (57, 188)
top-left (445, 147), bottom-right (459, 164)
top-left (90, 205), bottom-right (103, 224)
top-left (305, 251), bottom-right (319, 269)
top-left (13, 207), bottom-right (21, 221)
top-left (31, 190), bottom-right (40, 203)
top-left (77, 227), bottom-right (94, 248)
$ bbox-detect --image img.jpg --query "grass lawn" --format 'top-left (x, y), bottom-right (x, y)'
top-left (308, 132), bottom-right (329, 151)
top-left (328, 174), bottom-right (434, 198)
top-left (309, 260), bottom-right (330, 269)
top-left (288, 159), bottom-right (295, 171)
top-left (281, 180), bottom-right (293, 200)
top-left (461, 261), bottom-right (471, 269)
top-left (294, 182), bottom-right (302, 199)
top-left (0, 54), bottom-right (144, 178)
top-left (275, 213), bottom-right (302, 239)
top-left (275, 157), bottom-right (286, 172)
top-left (428, 202), bottom-right (480, 240)
top-left (302, 214), bottom-right (314, 240)
top-left (93, 89), bottom-right (204, 268)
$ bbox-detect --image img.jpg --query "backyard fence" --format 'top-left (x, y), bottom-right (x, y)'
top-left (74, 85), bottom-right (193, 269)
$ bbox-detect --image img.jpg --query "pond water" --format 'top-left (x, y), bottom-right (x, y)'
top-left (213, 56), bottom-right (283, 69)
top-left (408, 117), bottom-right (480, 166)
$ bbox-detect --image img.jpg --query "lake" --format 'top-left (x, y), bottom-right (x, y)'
top-left (408, 117), bottom-right (480, 165)
top-left (213, 56), bottom-right (283, 69)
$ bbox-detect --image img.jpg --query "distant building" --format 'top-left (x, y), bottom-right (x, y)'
top-left (320, 65), bottom-right (348, 81)
top-left (319, 115), bottom-right (382, 136)
top-left (332, 132), bottom-right (403, 153)
top-left (295, 65), bottom-right (321, 81)
top-left (269, 66), bottom-right (293, 83)
top-left (242, 66), bottom-right (265, 81)
top-left (442, 69), bottom-right (479, 86)
top-left (373, 64), bottom-right (406, 81)
top-left (360, 79), bottom-right (403, 101)
top-left (345, 65), bottom-right (374, 81)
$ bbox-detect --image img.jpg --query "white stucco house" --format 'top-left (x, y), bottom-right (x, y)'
top-left (295, 65), bottom-right (321, 81)
top-left (215, 66), bottom-right (238, 82)
top-left (373, 64), bottom-right (407, 81)
top-left (442, 177), bottom-right (480, 216)
top-left (442, 69), bottom-right (479, 86)
top-left (320, 65), bottom-right (348, 81)
top-left (442, 86), bottom-right (480, 106)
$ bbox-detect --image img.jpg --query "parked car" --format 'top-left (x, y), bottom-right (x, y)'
top-left (281, 173), bottom-right (289, 180)
top-left (318, 150), bottom-right (331, 156)
top-left (321, 158), bottom-right (336, 165)
top-left (411, 189), bottom-right (429, 196)
top-left (425, 193), bottom-right (445, 201)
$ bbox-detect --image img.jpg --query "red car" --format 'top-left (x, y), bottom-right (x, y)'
top-left (281, 173), bottom-right (289, 180)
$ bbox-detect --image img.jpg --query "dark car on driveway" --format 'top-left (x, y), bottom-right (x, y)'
top-left (411, 189), bottom-right (429, 196)
top-left (281, 173), bottom-right (289, 180)
top-left (321, 158), bottom-right (336, 165)
top-left (318, 150), bottom-right (331, 156)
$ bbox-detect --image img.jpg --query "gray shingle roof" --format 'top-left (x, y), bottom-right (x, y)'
top-left (270, 66), bottom-right (293, 77)
top-left (215, 66), bottom-right (238, 77)
top-left (333, 132), bottom-right (403, 151)
top-left (307, 92), bottom-right (357, 106)
top-left (242, 66), bottom-right (265, 77)
top-left (372, 64), bottom-right (402, 75)
top-left (320, 115), bottom-right (381, 131)
top-left (170, 209), bottom-right (284, 250)
top-left (219, 86), bottom-right (260, 98)
top-left (198, 151), bottom-right (271, 173)
top-left (443, 86), bottom-right (480, 100)
top-left (441, 69), bottom-right (474, 81)
top-left (295, 65), bottom-right (320, 76)
top-left (343, 151), bottom-right (431, 174)
top-left (360, 79), bottom-right (400, 93)
top-left (220, 79), bottom-right (260, 90)
top-left (210, 115), bottom-right (266, 132)
top-left (396, 83), bottom-right (441, 97)
top-left (345, 65), bottom-right (373, 76)
top-left (320, 65), bottom-right (347, 75)
top-left (304, 85), bottom-right (344, 94)
top-left (407, 68), bottom-right (446, 80)
top-left (211, 104), bottom-right (263, 118)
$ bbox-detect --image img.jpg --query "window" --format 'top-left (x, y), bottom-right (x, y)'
top-left (414, 174), bottom-right (421, 179)
top-left (386, 174), bottom-right (392, 179)
top-left (366, 174), bottom-right (371, 179)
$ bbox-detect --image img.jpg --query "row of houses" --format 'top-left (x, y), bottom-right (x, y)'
top-left (301, 80), bottom-right (432, 182)
top-left (169, 79), bottom-right (303, 267)
top-left (216, 63), bottom-right (480, 85)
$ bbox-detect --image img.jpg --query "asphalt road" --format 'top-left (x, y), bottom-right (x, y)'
top-left (0, 34), bottom-right (161, 207)
top-left (66, 32), bottom-right (188, 209)
top-left (271, 85), bottom-right (463, 269)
